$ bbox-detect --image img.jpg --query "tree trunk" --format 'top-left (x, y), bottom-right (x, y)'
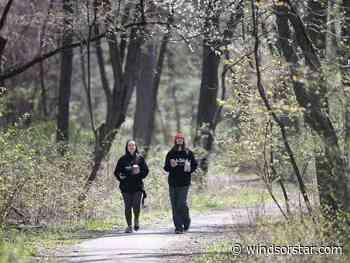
top-left (167, 48), bottom-right (182, 132)
top-left (38, 0), bottom-right (54, 119)
top-left (275, 4), bottom-right (350, 218)
top-left (0, 0), bottom-right (15, 87)
top-left (195, 2), bottom-right (244, 172)
top-left (342, 0), bottom-right (350, 167)
top-left (252, 1), bottom-right (313, 217)
top-left (93, 22), bottom-right (112, 120)
top-left (133, 42), bottom-right (157, 152)
top-left (144, 20), bottom-right (172, 153)
top-left (0, 36), bottom-right (6, 87)
top-left (133, 16), bottom-right (171, 156)
top-left (341, 0), bottom-right (350, 211)
top-left (196, 38), bottom-right (220, 149)
top-left (194, 10), bottom-right (220, 184)
top-left (56, 0), bottom-right (74, 146)
top-left (83, 26), bottom-right (143, 192)
top-left (0, 0), bottom-right (14, 32)
top-left (305, 0), bottom-right (334, 217)
top-left (39, 59), bottom-right (48, 118)
top-left (156, 104), bottom-right (171, 144)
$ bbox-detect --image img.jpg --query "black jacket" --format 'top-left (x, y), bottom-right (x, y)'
top-left (114, 153), bottom-right (149, 193)
top-left (164, 148), bottom-right (198, 187)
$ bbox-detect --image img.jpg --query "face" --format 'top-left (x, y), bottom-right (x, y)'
top-left (175, 137), bottom-right (184, 145)
top-left (127, 141), bottom-right (137, 154)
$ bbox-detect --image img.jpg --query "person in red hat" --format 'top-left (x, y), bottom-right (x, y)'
top-left (164, 132), bottom-right (198, 234)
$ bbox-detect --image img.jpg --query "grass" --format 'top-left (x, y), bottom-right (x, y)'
top-left (190, 186), bottom-right (276, 212)
top-left (194, 215), bottom-right (350, 263)
top-left (0, 238), bottom-right (29, 263)
top-left (0, 205), bottom-right (174, 261)
top-left (80, 209), bottom-right (170, 232)
top-left (1, 215), bottom-right (125, 259)
top-left (83, 217), bottom-right (124, 232)
top-left (193, 240), bottom-right (235, 263)
top-left (0, 160), bottom-right (279, 262)
top-left (1, 186), bottom-right (266, 260)
top-left (1, 227), bottom-right (80, 262)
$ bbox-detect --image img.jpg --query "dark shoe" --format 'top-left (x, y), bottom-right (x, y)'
top-left (125, 226), bottom-right (133, 233)
top-left (184, 220), bottom-right (191, 232)
top-left (175, 228), bottom-right (184, 234)
top-left (134, 225), bottom-right (140, 231)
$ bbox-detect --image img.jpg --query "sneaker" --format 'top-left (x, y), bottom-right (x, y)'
top-left (134, 225), bottom-right (140, 231)
top-left (175, 228), bottom-right (184, 234)
top-left (184, 220), bottom-right (191, 232)
top-left (125, 226), bottom-right (133, 233)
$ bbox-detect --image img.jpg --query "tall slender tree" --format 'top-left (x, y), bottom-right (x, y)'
top-left (195, 1), bottom-right (220, 146)
top-left (342, 0), bottom-right (350, 167)
top-left (133, 42), bottom-right (158, 151)
top-left (167, 48), bottom-right (182, 133)
top-left (82, 1), bottom-right (144, 197)
top-left (194, 0), bottom-right (221, 177)
top-left (275, 1), bottom-right (350, 219)
top-left (304, 0), bottom-right (334, 217)
top-left (56, 0), bottom-right (74, 147)
top-left (0, 0), bottom-right (15, 87)
top-left (133, 7), bottom-right (172, 157)
top-left (195, 0), bottom-right (244, 175)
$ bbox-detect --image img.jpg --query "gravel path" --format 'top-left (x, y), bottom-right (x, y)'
top-left (54, 209), bottom-right (237, 263)
top-left (51, 173), bottom-right (284, 263)
top-left (54, 204), bottom-right (280, 263)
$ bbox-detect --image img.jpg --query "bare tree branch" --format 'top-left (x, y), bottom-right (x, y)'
top-left (0, 32), bottom-right (106, 83)
top-left (0, 0), bottom-right (14, 32)
top-left (251, 0), bottom-right (313, 216)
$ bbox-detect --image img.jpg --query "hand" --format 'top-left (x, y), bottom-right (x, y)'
top-left (170, 159), bottom-right (177, 168)
top-left (132, 164), bottom-right (140, 175)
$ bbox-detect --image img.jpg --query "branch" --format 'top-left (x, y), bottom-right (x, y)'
top-left (251, 0), bottom-right (313, 216)
top-left (283, 0), bottom-right (321, 70)
top-left (0, 0), bottom-right (14, 32)
top-left (0, 32), bottom-right (106, 83)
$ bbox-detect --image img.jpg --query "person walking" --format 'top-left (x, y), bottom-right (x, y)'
top-left (114, 140), bottom-right (149, 233)
top-left (164, 132), bottom-right (198, 234)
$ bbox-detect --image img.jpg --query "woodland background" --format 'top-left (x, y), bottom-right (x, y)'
top-left (0, 0), bottom-right (350, 261)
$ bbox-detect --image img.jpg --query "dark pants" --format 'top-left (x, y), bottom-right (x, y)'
top-left (122, 191), bottom-right (142, 227)
top-left (169, 186), bottom-right (190, 230)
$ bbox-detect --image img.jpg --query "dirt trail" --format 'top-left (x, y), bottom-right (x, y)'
top-left (51, 173), bottom-right (283, 263)
top-left (54, 207), bottom-right (279, 262)
top-left (54, 209), bottom-right (245, 263)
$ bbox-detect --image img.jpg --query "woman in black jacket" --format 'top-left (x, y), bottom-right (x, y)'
top-left (164, 133), bottom-right (198, 234)
top-left (114, 140), bottom-right (149, 233)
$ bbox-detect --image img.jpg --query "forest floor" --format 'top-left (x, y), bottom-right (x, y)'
top-left (37, 172), bottom-right (288, 263)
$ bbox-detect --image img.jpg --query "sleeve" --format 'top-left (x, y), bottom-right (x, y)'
top-left (114, 157), bottom-right (131, 181)
top-left (189, 151), bottom-right (198, 174)
top-left (163, 152), bottom-right (171, 172)
top-left (114, 159), bottom-right (123, 181)
top-left (139, 157), bottom-right (149, 179)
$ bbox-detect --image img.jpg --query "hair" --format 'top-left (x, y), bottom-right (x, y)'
top-left (172, 138), bottom-right (186, 151)
top-left (125, 139), bottom-right (139, 159)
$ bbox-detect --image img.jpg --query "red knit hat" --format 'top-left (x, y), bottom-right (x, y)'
top-left (174, 132), bottom-right (185, 142)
